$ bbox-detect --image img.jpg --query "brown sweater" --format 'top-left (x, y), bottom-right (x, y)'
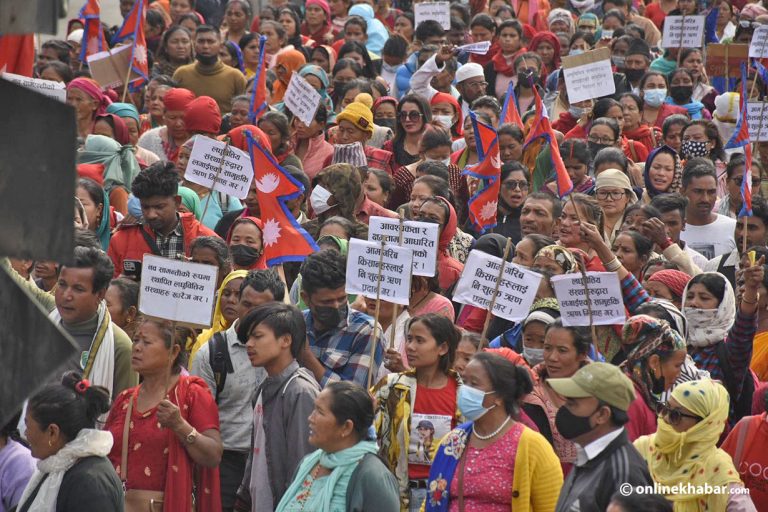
top-left (172, 60), bottom-right (246, 113)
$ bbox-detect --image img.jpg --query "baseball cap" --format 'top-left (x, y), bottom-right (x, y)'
top-left (547, 362), bottom-right (636, 411)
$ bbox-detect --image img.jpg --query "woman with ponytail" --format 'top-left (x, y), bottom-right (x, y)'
top-left (17, 371), bottom-right (122, 512)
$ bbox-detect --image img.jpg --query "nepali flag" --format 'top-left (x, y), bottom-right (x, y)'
top-left (78, 0), bottom-right (108, 62)
top-left (463, 111), bottom-right (501, 234)
top-left (725, 63), bottom-right (752, 217)
top-left (111, 0), bottom-right (148, 91)
top-left (0, 34), bottom-right (35, 77)
top-left (524, 87), bottom-right (573, 198)
top-left (500, 80), bottom-right (523, 128)
top-left (244, 131), bottom-right (320, 265)
top-left (248, 35), bottom-right (268, 123)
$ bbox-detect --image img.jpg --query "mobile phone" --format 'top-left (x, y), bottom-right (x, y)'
top-left (123, 259), bottom-right (142, 280)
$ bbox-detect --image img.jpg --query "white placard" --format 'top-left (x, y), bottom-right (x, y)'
top-left (662, 15), bottom-right (705, 49)
top-left (1, 72), bottom-right (66, 102)
top-left (749, 26), bottom-right (768, 58)
top-left (551, 272), bottom-right (625, 327)
top-left (457, 41), bottom-right (492, 55)
top-left (368, 216), bottom-right (439, 277)
top-left (453, 250), bottom-right (542, 322)
top-left (139, 255), bottom-right (219, 327)
top-left (184, 136), bottom-right (253, 199)
top-left (346, 239), bottom-right (413, 305)
top-left (283, 72), bottom-right (322, 127)
top-left (415, 2), bottom-right (451, 30)
top-left (561, 48), bottom-right (615, 104)
top-left (747, 102), bottom-right (768, 142)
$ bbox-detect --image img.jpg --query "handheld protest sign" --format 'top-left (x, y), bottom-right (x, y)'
top-left (453, 250), bottom-right (542, 323)
top-left (747, 102), bottom-right (768, 141)
top-left (0, 266), bottom-right (80, 428)
top-left (661, 15), bottom-right (705, 50)
top-left (457, 41), bottom-right (492, 55)
top-left (138, 255), bottom-right (219, 328)
top-left (86, 44), bottom-right (140, 89)
top-left (1, 72), bottom-right (65, 101)
top-left (415, 2), bottom-right (450, 30)
top-left (481, 238), bottom-right (513, 342)
top-left (283, 72), bottom-right (322, 127)
top-left (561, 48), bottom-right (615, 104)
top-left (551, 272), bottom-right (625, 327)
top-left (185, 136), bottom-right (253, 200)
top-left (346, 239), bottom-right (414, 306)
top-left (749, 25), bottom-right (768, 58)
top-left (706, 44), bottom-right (748, 90)
top-left (390, 212), bottom-right (406, 350)
top-left (0, 79), bottom-right (75, 262)
top-left (368, 216), bottom-right (439, 276)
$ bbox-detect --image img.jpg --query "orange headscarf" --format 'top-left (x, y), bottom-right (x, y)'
top-left (270, 49), bottom-right (307, 104)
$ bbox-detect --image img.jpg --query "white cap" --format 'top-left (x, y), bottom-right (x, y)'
top-left (67, 29), bottom-right (84, 43)
top-left (455, 63), bottom-right (485, 84)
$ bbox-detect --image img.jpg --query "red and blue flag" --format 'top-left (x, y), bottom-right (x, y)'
top-left (725, 63), bottom-right (752, 217)
top-left (248, 35), bottom-right (268, 123)
top-left (111, 0), bottom-right (148, 91)
top-left (463, 111), bottom-right (501, 234)
top-left (501, 80), bottom-right (523, 128)
top-left (78, 0), bottom-right (108, 62)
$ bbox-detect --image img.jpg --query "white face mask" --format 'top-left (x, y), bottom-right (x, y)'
top-left (434, 115), bottom-right (455, 130)
top-left (425, 157), bottom-right (451, 167)
top-left (382, 62), bottom-right (400, 73)
top-left (523, 346), bottom-right (545, 366)
top-left (310, 185), bottom-right (335, 214)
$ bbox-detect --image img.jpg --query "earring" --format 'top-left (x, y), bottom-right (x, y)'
top-left (48, 439), bottom-right (52, 447)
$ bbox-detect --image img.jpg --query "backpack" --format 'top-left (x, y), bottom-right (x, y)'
top-left (209, 332), bottom-right (234, 403)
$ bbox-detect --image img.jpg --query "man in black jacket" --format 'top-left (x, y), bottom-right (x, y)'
top-left (549, 363), bottom-right (652, 512)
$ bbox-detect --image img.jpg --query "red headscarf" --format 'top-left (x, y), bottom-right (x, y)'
top-left (647, 269), bottom-right (692, 300)
top-left (67, 77), bottom-right (111, 117)
top-left (162, 87), bottom-right (196, 112)
top-left (226, 124), bottom-right (272, 154)
top-left (184, 96), bottom-right (222, 135)
top-left (430, 92), bottom-right (464, 137)
top-left (373, 96), bottom-right (398, 114)
top-left (528, 31), bottom-right (561, 77)
top-left (301, 0), bottom-right (332, 41)
top-left (227, 216), bottom-right (268, 270)
top-left (94, 113), bottom-right (130, 145)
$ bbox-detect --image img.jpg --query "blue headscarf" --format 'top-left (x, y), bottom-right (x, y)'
top-left (225, 40), bottom-right (245, 74)
top-left (106, 102), bottom-right (140, 125)
top-left (348, 4), bottom-right (388, 56)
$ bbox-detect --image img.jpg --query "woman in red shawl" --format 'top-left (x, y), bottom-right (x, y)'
top-left (413, 196), bottom-right (464, 293)
top-left (93, 113), bottom-right (131, 146)
top-left (66, 77), bottom-right (112, 139)
top-left (227, 216), bottom-right (268, 270)
top-left (528, 31), bottom-right (561, 78)
top-left (485, 19), bottom-right (527, 100)
top-left (468, 13), bottom-right (501, 67)
top-left (301, 0), bottom-right (333, 44)
top-left (105, 317), bottom-right (222, 512)
top-left (137, 87), bottom-right (196, 163)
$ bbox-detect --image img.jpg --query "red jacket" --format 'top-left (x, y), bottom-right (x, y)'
top-left (108, 213), bottom-right (219, 277)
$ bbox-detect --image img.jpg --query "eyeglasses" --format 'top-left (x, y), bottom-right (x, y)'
top-left (502, 180), bottom-right (529, 191)
top-left (732, 177), bottom-right (762, 188)
top-left (739, 20), bottom-right (762, 28)
top-left (596, 190), bottom-right (626, 200)
top-left (588, 135), bottom-right (616, 145)
top-left (399, 111), bottom-right (423, 122)
top-left (656, 402), bottom-right (702, 425)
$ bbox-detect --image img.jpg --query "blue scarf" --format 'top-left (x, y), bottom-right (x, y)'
top-left (424, 423), bottom-right (473, 512)
top-left (665, 97), bottom-right (706, 120)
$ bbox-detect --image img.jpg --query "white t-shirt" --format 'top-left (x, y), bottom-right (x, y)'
top-left (680, 214), bottom-right (736, 261)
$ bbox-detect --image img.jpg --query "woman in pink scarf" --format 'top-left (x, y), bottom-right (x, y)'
top-left (66, 77), bottom-right (112, 139)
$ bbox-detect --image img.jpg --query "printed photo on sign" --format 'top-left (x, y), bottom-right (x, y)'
top-left (409, 413), bottom-right (452, 465)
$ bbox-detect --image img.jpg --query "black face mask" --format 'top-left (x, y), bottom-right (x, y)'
top-left (374, 118), bottom-right (397, 130)
top-left (589, 141), bottom-right (610, 156)
top-left (669, 85), bottom-right (693, 104)
top-left (650, 367), bottom-right (666, 395)
top-left (555, 404), bottom-right (599, 440)
top-left (313, 302), bottom-right (348, 327)
top-left (196, 53), bottom-right (218, 66)
top-left (624, 68), bottom-right (645, 83)
top-left (517, 70), bottom-right (539, 88)
top-left (230, 244), bottom-right (261, 267)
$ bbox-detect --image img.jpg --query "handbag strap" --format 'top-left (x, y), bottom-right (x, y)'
top-left (457, 439), bottom-right (469, 512)
top-left (121, 392), bottom-right (135, 483)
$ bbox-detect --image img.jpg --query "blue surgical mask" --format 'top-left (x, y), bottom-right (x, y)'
top-left (643, 88), bottom-right (668, 108)
top-left (457, 385), bottom-right (496, 421)
top-left (569, 49), bottom-right (585, 56)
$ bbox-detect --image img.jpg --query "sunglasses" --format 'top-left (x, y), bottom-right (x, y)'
top-left (399, 111), bottom-right (423, 122)
top-left (502, 180), bottom-right (529, 191)
top-left (656, 402), bottom-right (702, 425)
top-left (732, 177), bottom-right (762, 188)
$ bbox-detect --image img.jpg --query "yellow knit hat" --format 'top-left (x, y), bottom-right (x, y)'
top-left (336, 99), bottom-right (374, 135)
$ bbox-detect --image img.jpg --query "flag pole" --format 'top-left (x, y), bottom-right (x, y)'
top-left (390, 212), bottom-right (405, 350)
top-left (568, 193), bottom-right (599, 351)
top-left (481, 238), bottom-right (513, 344)
top-left (201, 137), bottom-right (231, 222)
top-left (121, 58), bottom-right (132, 102)
top-left (367, 241), bottom-right (386, 390)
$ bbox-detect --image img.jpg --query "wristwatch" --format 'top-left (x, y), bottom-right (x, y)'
top-left (185, 427), bottom-right (199, 445)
